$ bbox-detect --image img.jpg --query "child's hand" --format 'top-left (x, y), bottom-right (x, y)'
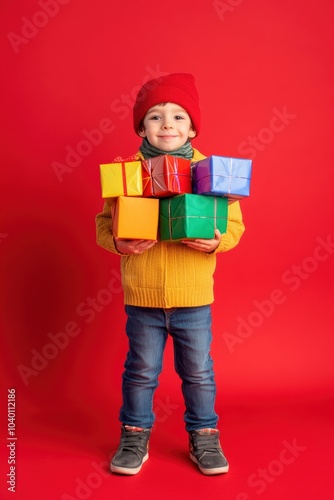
top-left (114, 237), bottom-right (157, 255)
top-left (181, 229), bottom-right (221, 253)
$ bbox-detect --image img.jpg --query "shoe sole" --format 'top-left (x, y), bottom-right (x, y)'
top-left (190, 453), bottom-right (229, 475)
top-left (110, 452), bottom-right (149, 475)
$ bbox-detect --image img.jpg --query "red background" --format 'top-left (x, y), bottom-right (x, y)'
top-left (1, 0), bottom-right (334, 499)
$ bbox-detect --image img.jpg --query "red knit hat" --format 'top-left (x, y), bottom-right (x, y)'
top-left (133, 73), bottom-right (201, 136)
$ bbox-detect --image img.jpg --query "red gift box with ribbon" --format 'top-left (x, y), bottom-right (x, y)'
top-left (141, 155), bottom-right (192, 198)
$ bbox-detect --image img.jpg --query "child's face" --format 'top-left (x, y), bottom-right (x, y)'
top-left (138, 103), bottom-right (196, 151)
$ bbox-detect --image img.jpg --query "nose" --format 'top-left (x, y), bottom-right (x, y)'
top-left (162, 117), bottom-right (173, 129)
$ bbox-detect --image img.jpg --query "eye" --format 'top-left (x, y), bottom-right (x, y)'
top-left (174, 115), bottom-right (185, 120)
top-left (149, 115), bottom-right (161, 121)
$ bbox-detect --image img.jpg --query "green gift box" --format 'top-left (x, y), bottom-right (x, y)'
top-left (160, 194), bottom-right (228, 241)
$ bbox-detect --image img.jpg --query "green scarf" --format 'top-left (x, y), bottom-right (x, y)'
top-left (139, 137), bottom-right (193, 160)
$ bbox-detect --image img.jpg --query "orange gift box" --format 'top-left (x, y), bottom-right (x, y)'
top-left (112, 196), bottom-right (159, 240)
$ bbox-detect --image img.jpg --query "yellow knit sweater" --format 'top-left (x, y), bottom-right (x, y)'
top-left (95, 149), bottom-right (245, 308)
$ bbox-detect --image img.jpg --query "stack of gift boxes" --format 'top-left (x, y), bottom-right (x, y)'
top-left (99, 155), bottom-right (252, 241)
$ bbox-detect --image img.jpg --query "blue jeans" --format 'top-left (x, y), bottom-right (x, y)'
top-left (120, 305), bottom-right (218, 432)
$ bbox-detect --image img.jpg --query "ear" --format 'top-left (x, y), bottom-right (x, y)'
top-left (138, 128), bottom-right (147, 138)
top-left (188, 127), bottom-right (196, 139)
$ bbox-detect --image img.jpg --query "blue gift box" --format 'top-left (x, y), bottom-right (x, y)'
top-left (192, 156), bottom-right (252, 199)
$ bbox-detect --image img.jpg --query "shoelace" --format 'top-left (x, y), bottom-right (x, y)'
top-left (192, 434), bottom-right (220, 455)
top-left (121, 431), bottom-right (148, 455)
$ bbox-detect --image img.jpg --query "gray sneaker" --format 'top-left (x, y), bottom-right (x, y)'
top-left (110, 425), bottom-right (151, 475)
top-left (189, 428), bottom-right (229, 475)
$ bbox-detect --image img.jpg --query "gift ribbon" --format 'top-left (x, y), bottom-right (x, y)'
top-left (167, 199), bottom-right (174, 239)
top-left (142, 160), bottom-right (153, 194)
top-left (154, 173), bottom-right (189, 194)
top-left (226, 158), bottom-right (250, 192)
top-left (228, 158), bottom-right (233, 193)
top-left (214, 197), bottom-right (217, 229)
top-left (121, 162), bottom-right (127, 196)
top-left (166, 157), bottom-right (181, 193)
top-left (148, 157), bottom-right (190, 195)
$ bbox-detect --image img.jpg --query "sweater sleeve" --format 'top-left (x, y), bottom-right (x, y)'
top-left (214, 200), bottom-right (245, 253)
top-left (95, 201), bottom-right (123, 255)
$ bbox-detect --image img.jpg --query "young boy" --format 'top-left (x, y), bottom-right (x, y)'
top-left (96, 73), bottom-right (245, 476)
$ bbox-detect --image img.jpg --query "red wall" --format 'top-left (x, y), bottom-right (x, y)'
top-left (1, 0), bottom-right (334, 437)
